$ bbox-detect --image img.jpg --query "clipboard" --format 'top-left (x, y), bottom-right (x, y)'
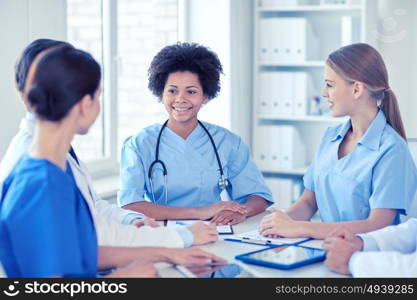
top-left (224, 229), bottom-right (310, 246)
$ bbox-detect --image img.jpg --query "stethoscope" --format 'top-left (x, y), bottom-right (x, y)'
top-left (148, 120), bottom-right (229, 205)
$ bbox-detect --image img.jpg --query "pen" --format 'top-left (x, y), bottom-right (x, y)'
top-left (241, 237), bottom-right (272, 245)
top-left (175, 221), bottom-right (187, 225)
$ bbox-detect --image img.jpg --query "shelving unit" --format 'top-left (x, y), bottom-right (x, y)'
top-left (252, 0), bottom-right (377, 208)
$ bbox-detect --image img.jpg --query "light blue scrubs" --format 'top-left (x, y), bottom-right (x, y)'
top-left (118, 121), bottom-right (273, 208)
top-left (0, 154), bottom-right (97, 277)
top-left (304, 110), bottom-right (417, 224)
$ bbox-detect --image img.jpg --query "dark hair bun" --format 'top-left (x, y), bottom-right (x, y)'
top-left (27, 85), bottom-right (62, 121)
top-left (25, 46), bottom-right (101, 122)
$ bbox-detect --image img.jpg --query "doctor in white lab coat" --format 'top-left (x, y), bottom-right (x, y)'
top-left (0, 38), bottom-right (216, 248)
top-left (323, 218), bottom-right (417, 277)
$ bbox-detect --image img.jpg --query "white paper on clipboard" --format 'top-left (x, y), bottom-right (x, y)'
top-left (166, 220), bottom-right (233, 234)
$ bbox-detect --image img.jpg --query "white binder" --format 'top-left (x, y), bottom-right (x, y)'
top-left (259, 19), bottom-right (272, 62)
top-left (341, 16), bottom-right (353, 46)
top-left (293, 72), bottom-right (313, 116)
top-left (258, 72), bottom-right (271, 115)
top-left (280, 72), bottom-right (293, 116)
top-left (270, 72), bottom-right (282, 116)
top-left (271, 19), bottom-right (285, 63)
top-left (279, 125), bottom-right (306, 169)
top-left (253, 125), bottom-right (271, 171)
top-left (265, 177), bottom-right (294, 209)
top-left (268, 126), bottom-right (282, 171)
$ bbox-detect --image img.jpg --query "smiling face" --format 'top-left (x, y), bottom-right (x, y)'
top-left (322, 64), bottom-right (357, 117)
top-left (162, 71), bottom-right (208, 127)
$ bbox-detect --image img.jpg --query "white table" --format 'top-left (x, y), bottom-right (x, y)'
top-left (187, 212), bottom-right (348, 278)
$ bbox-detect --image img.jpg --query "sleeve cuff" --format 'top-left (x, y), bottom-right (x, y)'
top-left (348, 251), bottom-right (362, 275)
top-left (175, 227), bottom-right (194, 248)
top-left (356, 234), bottom-right (380, 251)
top-left (122, 213), bottom-right (145, 225)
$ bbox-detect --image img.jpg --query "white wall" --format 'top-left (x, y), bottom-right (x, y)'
top-left (185, 0), bottom-right (232, 134)
top-left (377, 0), bottom-right (417, 138)
top-left (230, 0), bottom-right (253, 146)
top-left (0, 0), bottom-right (67, 161)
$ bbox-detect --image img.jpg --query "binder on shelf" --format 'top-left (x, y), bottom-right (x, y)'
top-left (270, 72), bottom-right (281, 116)
top-left (258, 18), bottom-right (273, 62)
top-left (265, 177), bottom-right (298, 210)
top-left (258, 72), bottom-right (271, 115)
top-left (268, 126), bottom-right (282, 171)
top-left (268, 18), bottom-right (318, 63)
top-left (293, 72), bottom-right (314, 116)
top-left (270, 19), bottom-right (285, 62)
top-left (280, 72), bottom-right (294, 116)
top-left (253, 125), bottom-right (271, 171)
top-left (254, 125), bottom-right (306, 172)
top-left (279, 125), bottom-right (306, 169)
top-left (340, 16), bottom-right (353, 46)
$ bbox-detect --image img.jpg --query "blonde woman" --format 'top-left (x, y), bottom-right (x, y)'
top-left (260, 43), bottom-right (417, 239)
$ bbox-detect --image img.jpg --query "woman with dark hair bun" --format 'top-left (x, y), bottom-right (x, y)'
top-left (1, 38), bottom-right (211, 249)
top-left (0, 45), bottom-right (225, 277)
top-left (118, 42), bottom-right (273, 227)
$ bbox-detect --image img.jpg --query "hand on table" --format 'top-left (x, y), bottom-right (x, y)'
top-left (210, 209), bottom-right (248, 225)
top-left (259, 209), bottom-right (300, 238)
top-left (131, 217), bottom-right (159, 228)
top-left (187, 221), bottom-right (219, 245)
top-left (201, 201), bottom-right (248, 220)
top-left (322, 226), bottom-right (363, 275)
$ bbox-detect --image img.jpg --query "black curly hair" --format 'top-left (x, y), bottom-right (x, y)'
top-left (148, 42), bottom-right (223, 101)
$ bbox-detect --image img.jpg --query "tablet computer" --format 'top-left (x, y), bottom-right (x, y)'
top-left (235, 245), bottom-right (326, 270)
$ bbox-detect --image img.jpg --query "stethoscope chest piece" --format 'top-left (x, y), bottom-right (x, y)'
top-left (218, 176), bottom-right (229, 190)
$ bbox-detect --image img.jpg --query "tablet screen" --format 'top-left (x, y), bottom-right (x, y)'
top-left (245, 245), bottom-right (325, 266)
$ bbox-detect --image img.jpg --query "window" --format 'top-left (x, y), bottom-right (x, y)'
top-left (66, 0), bottom-right (179, 174)
top-left (117, 0), bottom-right (178, 150)
top-left (67, 0), bottom-right (106, 162)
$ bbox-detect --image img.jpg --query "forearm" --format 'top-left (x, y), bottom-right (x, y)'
top-left (286, 199), bottom-right (317, 221)
top-left (98, 246), bottom-right (171, 269)
top-left (123, 202), bottom-right (202, 220)
top-left (243, 196), bottom-right (268, 217)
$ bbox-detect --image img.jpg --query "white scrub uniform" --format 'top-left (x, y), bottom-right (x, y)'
top-left (0, 113), bottom-right (186, 247)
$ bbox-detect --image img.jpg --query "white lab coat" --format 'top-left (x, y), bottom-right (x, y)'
top-left (349, 218), bottom-right (417, 277)
top-left (0, 114), bottom-right (184, 247)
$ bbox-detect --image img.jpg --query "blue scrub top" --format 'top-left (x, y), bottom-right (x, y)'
top-left (118, 121), bottom-right (273, 208)
top-left (304, 110), bottom-right (417, 224)
top-left (0, 154), bottom-right (97, 277)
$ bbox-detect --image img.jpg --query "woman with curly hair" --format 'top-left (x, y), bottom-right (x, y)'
top-left (118, 43), bottom-right (273, 229)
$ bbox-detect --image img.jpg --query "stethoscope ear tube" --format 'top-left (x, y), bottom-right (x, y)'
top-left (148, 160), bottom-right (167, 179)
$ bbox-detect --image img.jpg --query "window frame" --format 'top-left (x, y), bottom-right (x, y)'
top-left (77, 0), bottom-right (187, 178)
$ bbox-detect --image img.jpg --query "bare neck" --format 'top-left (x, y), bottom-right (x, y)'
top-left (167, 119), bottom-right (199, 139)
top-left (349, 100), bottom-right (379, 139)
top-left (30, 120), bottom-right (75, 171)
